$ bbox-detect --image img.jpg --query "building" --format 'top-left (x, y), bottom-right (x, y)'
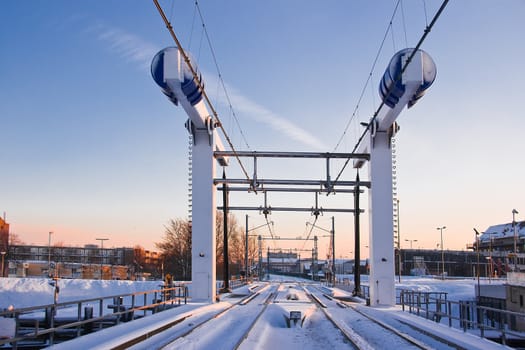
top-left (396, 249), bottom-right (480, 277)
top-left (7, 244), bottom-right (135, 279)
top-left (471, 220), bottom-right (525, 275)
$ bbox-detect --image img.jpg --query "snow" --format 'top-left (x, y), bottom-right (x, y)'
top-left (0, 278), bottom-right (165, 309)
top-left (480, 221), bottom-right (525, 242)
top-left (0, 276), bottom-right (512, 349)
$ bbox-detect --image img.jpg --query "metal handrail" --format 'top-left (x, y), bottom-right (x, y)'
top-left (0, 285), bottom-right (188, 347)
top-left (399, 289), bottom-right (525, 346)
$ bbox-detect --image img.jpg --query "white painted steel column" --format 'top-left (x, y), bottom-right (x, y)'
top-left (191, 129), bottom-right (217, 302)
top-left (368, 131), bottom-right (395, 306)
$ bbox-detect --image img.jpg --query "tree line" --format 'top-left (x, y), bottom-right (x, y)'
top-left (155, 212), bottom-right (260, 281)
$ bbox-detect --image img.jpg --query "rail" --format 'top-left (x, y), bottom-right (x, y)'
top-left (0, 284), bottom-right (188, 348)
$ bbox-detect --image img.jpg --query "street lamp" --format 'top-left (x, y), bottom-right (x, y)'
top-left (437, 226), bottom-right (446, 279)
top-left (474, 228), bottom-right (481, 300)
top-left (1, 251), bottom-right (6, 277)
top-left (245, 215), bottom-right (273, 281)
top-left (513, 209), bottom-right (519, 271)
top-left (96, 238), bottom-right (109, 279)
top-left (48, 231), bottom-right (53, 277)
top-left (405, 239), bottom-right (418, 249)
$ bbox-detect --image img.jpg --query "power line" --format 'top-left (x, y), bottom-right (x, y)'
top-left (331, 0), bottom-right (450, 187)
top-left (195, 1), bottom-right (251, 151)
top-left (332, 0), bottom-right (403, 153)
top-left (152, 0), bottom-right (251, 183)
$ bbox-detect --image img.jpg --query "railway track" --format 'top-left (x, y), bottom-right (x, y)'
top-left (49, 282), bottom-right (472, 349)
top-left (153, 283), bottom-right (278, 350)
top-left (308, 285), bottom-right (464, 350)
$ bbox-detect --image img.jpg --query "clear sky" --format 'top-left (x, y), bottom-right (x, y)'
top-left (1, 1), bottom-right (524, 258)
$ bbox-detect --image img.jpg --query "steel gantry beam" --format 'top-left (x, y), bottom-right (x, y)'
top-left (214, 151), bottom-right (370, 193)
top-left (217, 206), bottom-right (362, 214)
top-left (214, 151), bottom-right (369, 160)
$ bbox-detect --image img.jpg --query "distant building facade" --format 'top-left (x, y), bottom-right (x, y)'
top-left (396, 249), bottom-right (480, 277)
top-left (7, 244), bottom-right (136, 279)
top-left (470, 220), bottom-right (525, 275)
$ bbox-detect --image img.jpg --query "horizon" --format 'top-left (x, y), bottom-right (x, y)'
top-left (1, 1), bottom-right (524, 257)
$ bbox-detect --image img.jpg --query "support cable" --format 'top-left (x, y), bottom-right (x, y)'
top-left (400, 0), bottom-right (409, 48)
top-left (152, 0), bottom-right (251, 183)
top-left (264, 215), bottom-right (276, 248)
top-left (331, 0), bottom-right (449, 187)
top-left (195, 1), bottom-right (251, 151)
top-left (301, 216), bottom-right (318, 250)
top-left (332, 0), bottom-right (403, 153)
top-left (187, 1), bottom-right (198, 50)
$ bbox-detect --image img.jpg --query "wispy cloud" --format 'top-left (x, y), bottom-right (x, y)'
top-left (88, 22), bottom-right (327, 150)
top-left (88, 23), bottom-right (160, 72)
top-left (205, 73), bottom-right (328, 151)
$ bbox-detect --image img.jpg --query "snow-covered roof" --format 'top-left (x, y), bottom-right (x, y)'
top-left (480, 221), bottom-right (525, 242)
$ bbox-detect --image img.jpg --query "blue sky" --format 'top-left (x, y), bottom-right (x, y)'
top-left (1, 1), bottom-right (524, 256)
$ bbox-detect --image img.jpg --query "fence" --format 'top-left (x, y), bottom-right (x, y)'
top-left (398, 289), bottom-right (525, 346)
top-left (0, 284), bottom-right (188, 349)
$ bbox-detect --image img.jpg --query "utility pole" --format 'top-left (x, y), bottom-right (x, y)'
top-left (353, 173), bottom-right (361, 296)
top-left (331, 216), bottom-right (335, 286)
top-left (96, 238), bottom-right (108, 279)
top-left (48, 231), bottom-right (53, 277)
top-left (513, 209), bottom-right (519, 271)
top-left (221, 170), bottom-right (230, 292)
top-left (436, 226), bottom-right (446, 279)
top-left (245, 214), bottom-right (248, 281)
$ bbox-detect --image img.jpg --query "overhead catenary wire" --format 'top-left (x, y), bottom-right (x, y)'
top-left (332, 0), bottom-right (403, 153)
top-left (301, 216), bottom-right (318, 251)
top-left (400, 0), bottom-right (409, 48)
top-left (194, 1), bottom-right (251, 151)
top-left (331, 0), bottom-right (450, 188)
top-left (152, 0), bottom-right (252, 183)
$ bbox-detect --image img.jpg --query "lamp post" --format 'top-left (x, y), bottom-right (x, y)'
top-left (437, 226), bottom-right (446, 279)
top-left (513, 209), bottom-right (519, 271)
top-left (48, 231), bottom-right (53, 277)
top-left (1, 251), bottom-right (6, 277)
top-left (96, 238), bottom-right (109, 279)
top-left (245, 215), bottom-right (273, 282)
top-left (474, 228), bottom-right (481, 300)
top-left (405, 239), bottom-right (418, 249)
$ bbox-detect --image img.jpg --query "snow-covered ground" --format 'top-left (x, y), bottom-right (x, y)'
top-left (0, 276), bottom-right (510, 349)
top-left (1, 274), bottom-right (501, 311)
top-left (0, 278), bottom-right (165, 310)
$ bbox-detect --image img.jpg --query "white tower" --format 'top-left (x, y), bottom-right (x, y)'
top-left (355, 48), bottom-right (436, 306)
top-left (151, 47), bottom-right (228, 303)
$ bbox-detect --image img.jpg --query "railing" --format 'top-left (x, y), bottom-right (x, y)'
top-left (216, 278), bottom-right (248, 291)
top-left (0, 284), bottom-right (188, 349)
top-left (399, 289), bottom-right (525, 346)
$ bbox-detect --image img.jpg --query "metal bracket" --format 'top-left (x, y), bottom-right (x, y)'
top-left (205, 116), bottom-right (215, 146)
top-left (388, 122), bottom-right (400, 148)
top-left (311, 192), bottom-right (323, 218)
top-left (251, 154), bottom-right (259, 192)
top-left (259, 191), bottom-right (272, 218)
top-left (185, 119), bottom-right (195, 144)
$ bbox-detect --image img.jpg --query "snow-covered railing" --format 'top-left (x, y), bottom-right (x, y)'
top-left (399, 289), bottom-right (525, 346)
top-left (0, 285), bottom-right (188, 348)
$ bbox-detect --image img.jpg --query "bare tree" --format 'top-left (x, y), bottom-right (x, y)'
top-left (156, 219), bottom-right (192, 281)
top-left (8, 232), bottom-right (24, 245)
top-left (157, 212), bottom-right (249, 281)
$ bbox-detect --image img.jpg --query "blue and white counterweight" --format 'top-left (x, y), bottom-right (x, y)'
top-left (355, 48), bottom-right (436, 307)
top-left (151, 46), bottom-right (228, 302)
